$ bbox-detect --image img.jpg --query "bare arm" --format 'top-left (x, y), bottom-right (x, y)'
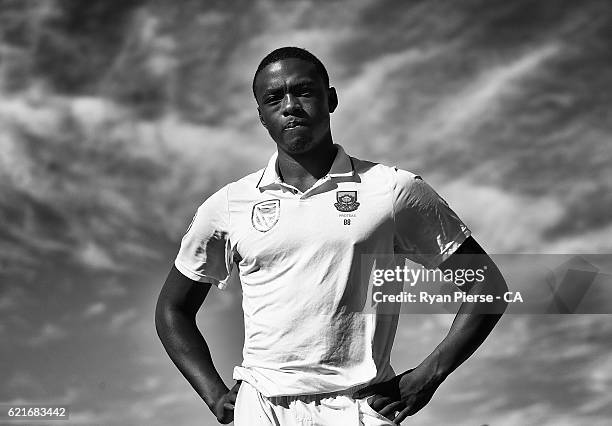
top-left (420, 236), bottom-right (508, 381)
top-left (155, 265), bottom-right (239, 424)
top-left (354, 236), bottom-right (508, 423)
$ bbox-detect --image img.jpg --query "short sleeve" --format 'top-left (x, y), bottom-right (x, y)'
top-left (392, 168), bottom-right (471, 269)
top-left (174, 185), bottom-right (234, 289)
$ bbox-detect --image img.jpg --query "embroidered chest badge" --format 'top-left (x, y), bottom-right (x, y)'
top-left (251, 199), bottom-right (280, 232)
top-left (334, 191), bottom-right (360, 212)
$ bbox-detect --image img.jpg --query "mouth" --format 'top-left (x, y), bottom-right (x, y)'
top-left (284, 121), bottom-right (308, 130)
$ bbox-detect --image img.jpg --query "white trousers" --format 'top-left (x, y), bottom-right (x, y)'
top-left (234, 381), bottom-right (395, 426)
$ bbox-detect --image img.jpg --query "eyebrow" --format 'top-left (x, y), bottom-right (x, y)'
top-left (262, 79), bottom-right (317, 96)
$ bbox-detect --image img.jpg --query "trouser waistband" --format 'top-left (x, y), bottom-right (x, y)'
top-left (265, 383), bottom-right (369, 405)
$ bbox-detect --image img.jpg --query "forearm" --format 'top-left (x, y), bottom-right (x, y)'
top-left (155, 308), bottom-right (228, 409)
top-left (419, 266), bottom-right (508, 381)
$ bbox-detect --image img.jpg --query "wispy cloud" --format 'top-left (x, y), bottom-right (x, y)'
top-left (4, 371), bottom-right (46, 397)
top-left (442, 178), bottom-right (565, 252)
top-left (108, 308), bottom-right (138, 334)
top-left (131, 375), bottom-right (162, 392)
top-left (76, 241), bottom-right (118, 270)
top-left (83, 302), bottom-right (107, 318)
top-left (1, 1), bottom-right (611, 425)
top-left (26, 322), bottom-right (68, 346)
top-left (419, 43), bottom-right (561, 140)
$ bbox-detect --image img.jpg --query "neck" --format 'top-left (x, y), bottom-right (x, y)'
top-left (276, 138), bottom-right (337, 191)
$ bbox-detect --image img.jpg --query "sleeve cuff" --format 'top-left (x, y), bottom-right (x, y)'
top-left (174, 260), bottom-right (229, 290)
top-left (427, 227), bottom-right (472, 270)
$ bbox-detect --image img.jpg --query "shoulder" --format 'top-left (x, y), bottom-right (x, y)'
top-left (226, 168), bottom-right (266, 195)
top-left (200, 168), bottom-right (266, 205)
top-left (350, 156), bottom-right (421, 190)
top-left (352, 158), bottom-right (442, 210)
top-left (231, 167), bottom-right (267, 187)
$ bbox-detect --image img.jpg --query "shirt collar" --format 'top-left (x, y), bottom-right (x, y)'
top-left (256, 144), bottom-right (354, 189)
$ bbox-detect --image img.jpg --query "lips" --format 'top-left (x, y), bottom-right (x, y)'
top-left (284, 120), bottom-right (308, 130)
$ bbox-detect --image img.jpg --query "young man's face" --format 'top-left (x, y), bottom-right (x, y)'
top-left (254, 58), bottom-right (337, 155)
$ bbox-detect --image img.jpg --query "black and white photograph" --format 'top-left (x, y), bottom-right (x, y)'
top-left (1, 1), bottom-right (611, 425)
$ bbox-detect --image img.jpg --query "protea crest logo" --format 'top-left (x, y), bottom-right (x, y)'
top-left (334, 191), bottom-right (359, 212)
top-left (251, 199), bottom-right (280, 232)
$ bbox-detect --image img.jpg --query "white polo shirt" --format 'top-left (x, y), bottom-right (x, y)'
top-left (174, 144), bottom-right (471, 397)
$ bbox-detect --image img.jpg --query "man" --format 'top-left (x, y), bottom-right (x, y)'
top-left (155, 47), bottom-right (508, 425)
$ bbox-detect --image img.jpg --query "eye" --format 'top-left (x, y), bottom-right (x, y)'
top-left (264, 95), bottom-right (281, 104)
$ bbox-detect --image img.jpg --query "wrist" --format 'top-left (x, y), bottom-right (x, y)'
top-left (418, 349), bottom-right (451, 385)
top-left (202, 382), bottom-right (229, 410)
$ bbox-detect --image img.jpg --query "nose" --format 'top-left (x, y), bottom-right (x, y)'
top-left (282, 93), bottom-right (301, 115)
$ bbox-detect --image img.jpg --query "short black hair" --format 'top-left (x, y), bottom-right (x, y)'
top-left (252, 46), bottom-right (330, 100)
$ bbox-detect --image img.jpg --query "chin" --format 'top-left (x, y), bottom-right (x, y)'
top-left (282, 138), bottom-right (317, 154)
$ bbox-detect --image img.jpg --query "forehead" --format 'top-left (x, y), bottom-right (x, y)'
top-left (255, 58), bottom-right (324, 93)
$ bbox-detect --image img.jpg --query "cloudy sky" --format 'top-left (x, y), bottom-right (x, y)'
top-left (1, 0), bottom-right (611, 425)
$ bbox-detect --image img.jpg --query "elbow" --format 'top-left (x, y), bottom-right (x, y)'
top-left (155, 297), bottom-right (196, 341)
top-left (471, 264), bottom-right (508, 316)
top-left (154, 304), bottom-right (165, 339)
top-left (155, 298), bottom-right (174, 340)
top-left (493, 267), bottom-right (509, 296)
top-left (485, 262), bottom-right (508, 296)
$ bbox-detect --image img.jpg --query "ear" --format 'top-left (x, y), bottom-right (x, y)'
top-left (258, 107), bottom-right (267, 128)
top-left (327, 87), bottom-right (338, 113)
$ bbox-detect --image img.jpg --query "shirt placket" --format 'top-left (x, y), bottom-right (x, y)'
top-left (299, 175), bottom-right (332, 199)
